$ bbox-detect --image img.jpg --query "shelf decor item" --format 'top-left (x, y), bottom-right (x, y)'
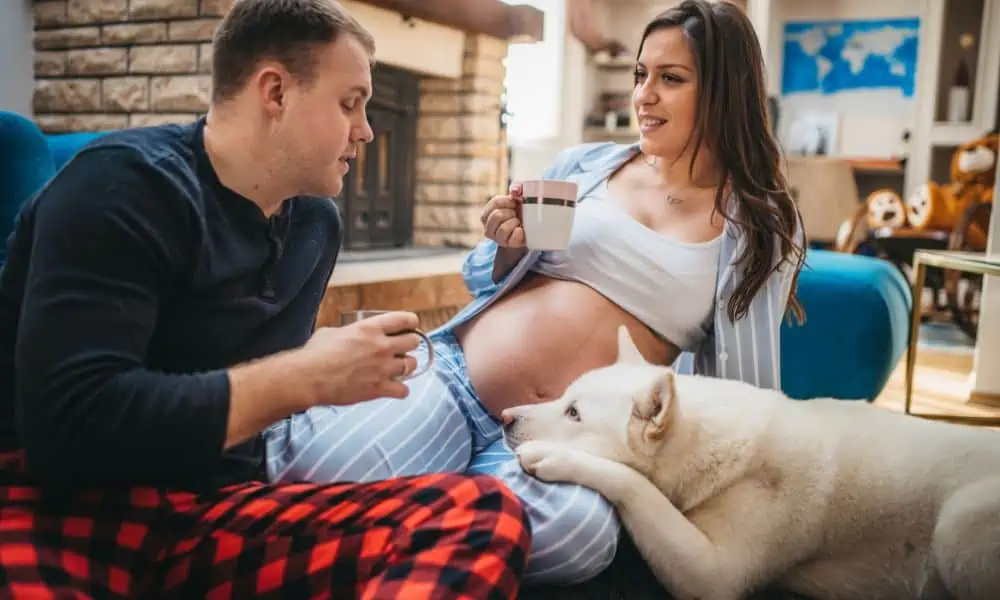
top-left (782, 111), bottom-right (840, 157)
top-left (946, 32), bottom-right (976, 123)
top-left (904, 132), bottom-right (996, 247)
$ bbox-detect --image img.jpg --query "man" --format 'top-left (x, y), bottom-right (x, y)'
top-left (0, 1), bottom-right (530, 597)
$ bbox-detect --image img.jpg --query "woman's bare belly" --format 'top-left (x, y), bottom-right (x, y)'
top-left (452, 272), bottom-right (681, 417)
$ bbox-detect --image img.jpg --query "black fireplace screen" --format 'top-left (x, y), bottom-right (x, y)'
top-left (337, 64), bottom-right (419, 250)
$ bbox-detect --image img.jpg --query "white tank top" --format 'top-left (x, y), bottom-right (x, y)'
top-left (531, 179), bottom-right (721, 351)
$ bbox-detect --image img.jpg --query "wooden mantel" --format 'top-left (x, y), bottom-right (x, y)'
top-left (358, 0), bottom-right (544, 42)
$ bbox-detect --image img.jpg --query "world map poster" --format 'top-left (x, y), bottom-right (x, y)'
top-left (781, 17), bottom-right (921, 98)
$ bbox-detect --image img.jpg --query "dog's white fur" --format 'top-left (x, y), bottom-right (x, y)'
top-left (503, 326), bottom-right (1000, 600)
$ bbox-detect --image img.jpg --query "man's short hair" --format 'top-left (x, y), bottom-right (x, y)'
top-left (211, 0), bottom-right (376, 103)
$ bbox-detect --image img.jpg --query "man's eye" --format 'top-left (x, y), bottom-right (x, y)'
top-left (565, 405), bottom-right (580, 422)
top-left (342, 100), bottom-right (358, 111)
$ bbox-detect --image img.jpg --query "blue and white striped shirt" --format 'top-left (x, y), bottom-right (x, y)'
top-left (431, 141), bottom-right (804, 391)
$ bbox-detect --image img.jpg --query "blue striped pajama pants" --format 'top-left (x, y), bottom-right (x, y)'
top-left (263, 330), bottom-right (620, 585)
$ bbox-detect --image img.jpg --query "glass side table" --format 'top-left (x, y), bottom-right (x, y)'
top-left (906, 250), bottom-right (1000, 426)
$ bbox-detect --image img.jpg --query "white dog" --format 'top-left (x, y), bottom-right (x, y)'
top-left (503, 326), bottom-right (1000, 600)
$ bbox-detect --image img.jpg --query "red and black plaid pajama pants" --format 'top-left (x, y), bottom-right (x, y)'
top-left (0, 452), bottom-right (531, 599)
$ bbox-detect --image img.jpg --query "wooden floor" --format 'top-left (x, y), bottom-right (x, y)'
top-left (874, 346), bottom-right (1000, 423)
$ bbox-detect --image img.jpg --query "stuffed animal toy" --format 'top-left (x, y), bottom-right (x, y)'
top-left (865, 189), bottom-right (908, 230)
top-left (905, 132), bottom-right (996, 248)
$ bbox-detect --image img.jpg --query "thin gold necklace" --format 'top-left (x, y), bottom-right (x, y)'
top-left (642, 153), bottom-right (721, 205)
top-left (642, 154), bottom-right (683, 205)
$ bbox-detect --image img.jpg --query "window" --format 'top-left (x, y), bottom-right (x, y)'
top-left (502, 0), bottom-right (567, 142)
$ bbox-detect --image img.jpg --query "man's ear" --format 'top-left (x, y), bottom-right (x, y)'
top-left (255, 62), bottom-right (290, 116)
top-left (616, 325), bottom-right (646, 365)
top-left (633, 370), bottom-right (677, 441)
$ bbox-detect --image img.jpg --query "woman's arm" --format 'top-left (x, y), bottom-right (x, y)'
top-left (459, 146), bottom-right (582, 296)
top-left (461, 238), bottom-right (506, 298)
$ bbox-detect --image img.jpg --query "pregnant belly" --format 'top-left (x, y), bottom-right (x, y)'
top-left (453, 273), bottom-right (680, 417)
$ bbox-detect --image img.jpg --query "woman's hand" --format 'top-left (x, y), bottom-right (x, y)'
top-left (481, 183), bottom-right (526, 248)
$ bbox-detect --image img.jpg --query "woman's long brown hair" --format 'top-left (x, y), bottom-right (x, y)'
top-left (638, 0), bottom-right (806, 325)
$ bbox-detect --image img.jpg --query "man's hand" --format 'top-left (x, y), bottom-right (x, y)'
top-left (300, 311), bottom-right (423, 405)
top-left (225, 311), bottom-right (423, 449)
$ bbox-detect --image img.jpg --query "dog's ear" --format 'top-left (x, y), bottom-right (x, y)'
top-left (616, 325), bottom-right (646, 365)
top-left (633, 370), bottom-right (677, 441)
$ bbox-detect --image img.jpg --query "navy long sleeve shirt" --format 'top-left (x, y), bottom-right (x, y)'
top-left (0, 118), bottom-right (341, 491)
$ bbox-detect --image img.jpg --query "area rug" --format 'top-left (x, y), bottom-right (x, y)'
top-left (918, 321), bottom-right (975, 355)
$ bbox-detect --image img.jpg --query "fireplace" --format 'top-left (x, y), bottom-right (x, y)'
top-left (339, 64), bottom-right (419, 250)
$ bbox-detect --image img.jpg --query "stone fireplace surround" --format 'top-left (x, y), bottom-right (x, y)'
top-left (30, 0), bottom-right (543, 250)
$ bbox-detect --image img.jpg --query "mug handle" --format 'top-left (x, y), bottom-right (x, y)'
top-left (398, 328), bottom-right (434, 380)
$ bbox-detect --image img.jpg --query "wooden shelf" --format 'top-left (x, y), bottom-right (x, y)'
top-left (845, 157), bottom-right (905, 175)
top-left (930, 122), bottom-right (993, 146)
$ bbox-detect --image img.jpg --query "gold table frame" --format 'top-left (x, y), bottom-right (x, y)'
top-left (905, 250), bottom-right (1000, 426)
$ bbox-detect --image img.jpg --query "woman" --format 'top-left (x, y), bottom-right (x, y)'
top-left (265, 0), bottom-right (805, 586)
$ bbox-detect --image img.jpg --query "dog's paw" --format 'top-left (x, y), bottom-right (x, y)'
top-left (515, 441), bottom-right (591, 484)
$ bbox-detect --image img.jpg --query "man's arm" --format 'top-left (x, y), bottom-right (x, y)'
top-left (14, 146), bottom-right (307, 486)
top-left (225, 348), bottom-right (316, 449)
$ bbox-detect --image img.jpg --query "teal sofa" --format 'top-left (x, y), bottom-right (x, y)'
top-left (782, 248), bottom-right (910, 401)
top-left (0, 110), bottom-right (911, 402)
top-left (0, 112), bottom-right (106, 263)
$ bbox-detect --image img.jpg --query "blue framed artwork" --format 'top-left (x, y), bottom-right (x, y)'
top-left (781, 17), bottom-right (921, 98)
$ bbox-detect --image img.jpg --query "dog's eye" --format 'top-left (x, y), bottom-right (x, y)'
top-left (565, 404), bottom-right (580, 422)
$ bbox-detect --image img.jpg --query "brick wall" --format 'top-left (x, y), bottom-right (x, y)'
top-left (413, 34), bottom-right (509, 247)
top-left (30, 0), bottom-right (509, 247)
top-left (32, 0), bottom-right (223, 133)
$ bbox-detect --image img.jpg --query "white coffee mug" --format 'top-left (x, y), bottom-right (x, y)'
top-left (520, 179), bottom-right (578, 251)
top-left (338, 310), bottom-right (434, 380)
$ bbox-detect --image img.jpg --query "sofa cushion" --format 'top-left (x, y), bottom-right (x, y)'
top-left (0, 112), bottom-right (57, 265)
top-left (781, 249), bottom-right (911, 401)
top-left (46, 131), bottom-right (108, 170)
